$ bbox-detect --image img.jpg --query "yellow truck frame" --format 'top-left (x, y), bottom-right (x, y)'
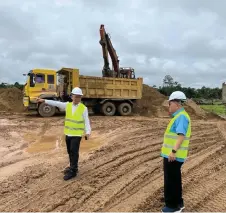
top-left (23, 68), bottom-right (143, 117)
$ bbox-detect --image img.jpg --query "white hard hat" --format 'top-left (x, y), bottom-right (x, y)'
top-left (169, 91), bottom-right (186, 102)
top-left (71, 87), bottom-right (83, 96)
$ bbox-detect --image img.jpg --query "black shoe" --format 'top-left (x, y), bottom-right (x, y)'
top-left (161, 206), bottom-right (181, 213)
top-left (63, 167), bottom-right (71, 175)
top-left (63, 170), bottom-right (77, 181)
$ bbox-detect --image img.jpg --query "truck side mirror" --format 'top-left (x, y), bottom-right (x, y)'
top-left (30, 74), bottom-right (35, 87)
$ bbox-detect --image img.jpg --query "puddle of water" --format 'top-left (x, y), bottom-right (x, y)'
top-left (26, 135), bottom-right (58, 153)
top-left (59, 136), bottom-right (104, 153)
top-left (25, 133), bottom-right (104, 154)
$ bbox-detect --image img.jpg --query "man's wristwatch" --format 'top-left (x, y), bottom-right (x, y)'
top-left (172, 149), bottom-right (177, 153)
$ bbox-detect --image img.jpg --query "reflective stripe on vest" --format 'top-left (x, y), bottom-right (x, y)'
top-left (161, 110), bottom-right (191, 160)
top-left (64, 102), bottom-right (86, 136)
top-left (65, 118), bottom-right (84, 124)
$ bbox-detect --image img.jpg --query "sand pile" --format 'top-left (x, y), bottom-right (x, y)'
top-left (134, 84), bottom-right (222, 119)
top-left (0, 88), bottom-right (24, 112)
top-left (185, 99), bottom-right (206, 117)
top-left (184, 99), bottom-right (222, 119)
top-left (134, 84), bottom-right (168, 117)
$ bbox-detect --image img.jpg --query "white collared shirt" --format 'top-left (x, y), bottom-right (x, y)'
top-left (45, 100), bottom-right (91, 136)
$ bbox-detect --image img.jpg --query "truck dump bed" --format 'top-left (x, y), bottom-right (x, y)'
top-left (79, 75), bottom-right (143, 99)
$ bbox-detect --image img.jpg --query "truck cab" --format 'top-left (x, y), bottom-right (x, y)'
top-left (23, 68), bottom-right (80, 117)
top-left (23, 69), bottom-right (58, 113)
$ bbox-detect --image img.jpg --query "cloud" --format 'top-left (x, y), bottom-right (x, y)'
top-left (0, 0), bottom-right (226, 88)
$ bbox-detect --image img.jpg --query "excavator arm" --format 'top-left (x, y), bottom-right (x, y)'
top-left (104, 28), bottom-right (120, 78)
top-left (99, 25), bottom-right (112, 77)
top-left (99, 24), bottom-right (135, 79)
top-left (99, 24), bottom-right (120, 77)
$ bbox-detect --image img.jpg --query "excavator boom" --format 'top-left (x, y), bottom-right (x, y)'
top-left (99, 25), bottom-right (110, 76)
top-left (104, 28), bottom-right (120, 77)
top-left (99, 24), bottom-right (135, 79)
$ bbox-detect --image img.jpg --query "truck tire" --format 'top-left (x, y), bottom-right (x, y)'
top-left (38, 102), bottom-right (56, 117)
top-left (101, 102), bottom-right (116, 116)
top-left (118, 102), bottom-right (132, 116)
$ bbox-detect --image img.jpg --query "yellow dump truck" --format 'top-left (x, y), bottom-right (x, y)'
top-left (23, 68), bottom-right (143, 117)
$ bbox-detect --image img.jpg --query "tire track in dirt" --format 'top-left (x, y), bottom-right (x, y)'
top-left (186, 121), bottom-right (226, 212)
top-left (61, 125), bottom-right (164, 212)
top-left (76, 124), bottom-right (164, 175)
top-left (185, 164), bottom-right (226, 211)
top-left (43, 123), bottom-right (166, 212)
top-left (99, 167), bottom-right (162, 212)
top-left (196, 182), bottom-right (226, 211)
top-left (0, 120), bottom-right (165, 211)
top-left (134, 149), bottom-right (226, 211)
top-left (133, 121), bottom-right (226, 212)
top-left (55, 120), bottom-right (226, 212)
top-left (58, 153), bottom-right (162, 211)
top-left (80, 140), bottom-right (162, 177)
top-left (15, 143), bottom-right (162, 211)
top-left (0, 118), bottom-right (166, 211)
top-left (0, 117), bottom-right (226, 212)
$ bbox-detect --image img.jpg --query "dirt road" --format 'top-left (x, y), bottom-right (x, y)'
top-left (0, 113), bottom-right (226, 212)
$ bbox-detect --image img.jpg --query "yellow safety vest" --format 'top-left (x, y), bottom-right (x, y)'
top-left (64, 102), bottom-right (86, 136)
top-left (161, 110), bottom-right (191, 161)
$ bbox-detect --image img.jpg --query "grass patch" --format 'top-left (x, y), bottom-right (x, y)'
top-left (200, 104), bottom-right (226, 115)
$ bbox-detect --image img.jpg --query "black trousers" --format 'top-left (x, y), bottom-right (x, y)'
top-left (65, 136), bottom-right (82, 172)
top-left (163, 157), bottom-right (184, 208)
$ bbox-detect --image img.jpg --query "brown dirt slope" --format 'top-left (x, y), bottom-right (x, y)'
top-left (0, 88), bottom-right (24, 112)
top-left (0, 116), bottom-right (225, 212)
top-left (135, 84), bottom-right (222, 120)
top-left (134, 84), bottom-right (167, 117)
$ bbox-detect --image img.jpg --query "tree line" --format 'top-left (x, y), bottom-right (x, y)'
top-left (153, 75), bottom-right (222, 100)
top-left (0, 75), bottom-right (223, 100)
top-left (0, 82), bottom-right (24, 90)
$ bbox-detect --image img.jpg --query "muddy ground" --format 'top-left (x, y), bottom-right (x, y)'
top-left (0, 112), bottom-right (226, 212)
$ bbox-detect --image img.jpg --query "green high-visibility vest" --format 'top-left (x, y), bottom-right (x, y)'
top-left (64, 102), bottom-right (86, 136)
top-left (161, 110), bottom-right (191, 161)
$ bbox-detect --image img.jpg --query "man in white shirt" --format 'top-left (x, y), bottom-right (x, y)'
top-left (37, 87), bottom-right (91, 180)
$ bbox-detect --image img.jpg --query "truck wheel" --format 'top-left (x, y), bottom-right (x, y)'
top-left (101, 102), bottom-right (116, 116)
top-left (38, 102), bottom-right (56, 117)
top-left (118, 102), bottom-right (132, 116)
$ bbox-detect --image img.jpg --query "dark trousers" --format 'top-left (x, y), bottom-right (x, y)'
top-left (163, 157), bottom-right (184, 208)
top-left (65, 136), bottom-right (82, 172)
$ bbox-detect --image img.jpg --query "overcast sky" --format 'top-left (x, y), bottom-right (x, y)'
top-left (1, 0), bottom-right (226, 88)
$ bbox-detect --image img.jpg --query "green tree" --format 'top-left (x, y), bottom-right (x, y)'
top-left (163, 75), bottom-right (174, 87)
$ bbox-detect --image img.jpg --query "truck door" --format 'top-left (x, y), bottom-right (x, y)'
top-left (29, 73), bottom-right (46, 99)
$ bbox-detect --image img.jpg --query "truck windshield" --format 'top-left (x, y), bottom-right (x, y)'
top-left (26, 71), bottom-right (45, 87)
top-left (35, 74), bottom-right (45, 83)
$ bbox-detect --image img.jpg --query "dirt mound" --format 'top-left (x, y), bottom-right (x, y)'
top-left (184, 99), bottom-right (224, 120)
top-left (134, 84), bottom-right (167, 117)
top-left (134, 85), bottom-right (222, 120)
top-left (0, 88), bottom-right (24, 112)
